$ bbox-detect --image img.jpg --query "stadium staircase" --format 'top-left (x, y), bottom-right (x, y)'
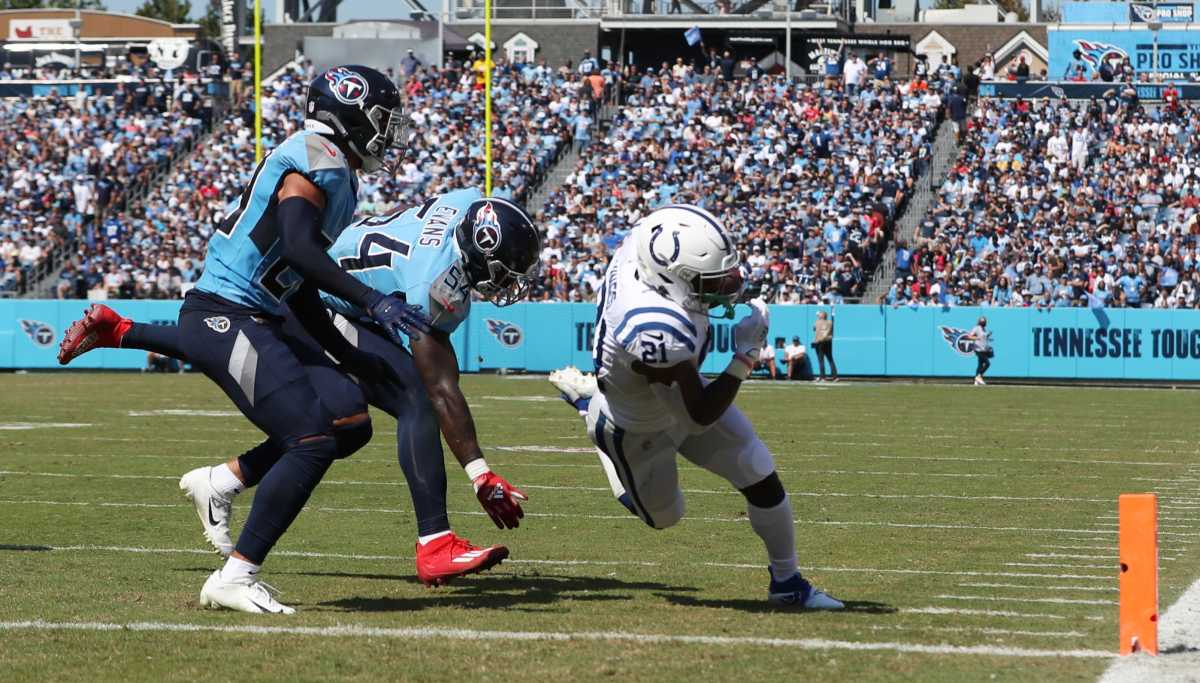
top-left (21, 119), bottom-right (219, 300)
top-left (861, 116), bottom-right (958, 303)
top-left (524, 101), bottom-right (618, 214)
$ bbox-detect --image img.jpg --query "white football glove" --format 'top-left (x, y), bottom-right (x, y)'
top-left (732, 298), bottom-right (770, 359)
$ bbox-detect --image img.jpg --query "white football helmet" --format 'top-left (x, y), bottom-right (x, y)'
top-left (632, 204), bottom-right (744, 317)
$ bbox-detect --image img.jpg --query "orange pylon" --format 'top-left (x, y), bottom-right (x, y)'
top-left (1118, 493), bottom-right (1158, 655)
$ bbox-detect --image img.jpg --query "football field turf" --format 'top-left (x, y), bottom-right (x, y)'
top-left (1, 373), bottom-right (1198, 681)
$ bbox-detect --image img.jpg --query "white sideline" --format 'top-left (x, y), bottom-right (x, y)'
top-left (904, 607), bottom-right (1104, 622)
top-left (1098, 578), bottom-right (1200, 682)
top-left (33, 544), bottom-right (1113, 581)
top-left (0, 620), bottom-right (1116, 659)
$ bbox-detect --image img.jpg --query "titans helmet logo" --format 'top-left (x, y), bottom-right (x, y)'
top-left (325, 68), bottom-right (370, 106)
top-left (473, 202), bottom-right (503, 255)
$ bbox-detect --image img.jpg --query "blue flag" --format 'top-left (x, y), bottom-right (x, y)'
top-left (685, 26), bottom-right (702, 46)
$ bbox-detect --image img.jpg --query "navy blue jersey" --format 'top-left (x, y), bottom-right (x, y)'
top-left (323, 188), bottom-right (479, 341)
top-left (195, 129), bottom-right (359, 315)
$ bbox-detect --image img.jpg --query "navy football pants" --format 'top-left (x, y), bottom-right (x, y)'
top-left (178, 291), bottom-right (372, 563)
top-left (135, 292), bottom-right (450, 543)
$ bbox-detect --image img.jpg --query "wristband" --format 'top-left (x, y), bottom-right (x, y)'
top-left (465, 458), bottom-right (491, 482)
top-left (724, 354), bottom-right (753, 381)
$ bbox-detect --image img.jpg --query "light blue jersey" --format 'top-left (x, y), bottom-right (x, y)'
top-left (195, 129), bottom-right (359, 315)
top-left (322, 188), bottom-right (480, 337)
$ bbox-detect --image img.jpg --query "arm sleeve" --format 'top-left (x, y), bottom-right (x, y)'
top-left (287, 283), bottom-right (356, 360)
top-left (277, 195), bottom-right (375, 309)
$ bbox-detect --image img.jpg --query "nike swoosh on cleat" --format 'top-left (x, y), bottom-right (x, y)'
top-left (207, 500), bottom-right (220, 527)
top-left (247, 597), bottom-right (278, 613)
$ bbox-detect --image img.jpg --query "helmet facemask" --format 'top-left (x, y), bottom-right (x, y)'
top-left (350, 103), bottom-right (407, 173)
top-left (474, 258), bottom-right (539, 307)
top-left (686, 266), bottom-right (746, 319)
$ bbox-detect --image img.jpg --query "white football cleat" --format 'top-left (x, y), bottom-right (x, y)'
top-left (179, 466), bottom-right (234, 556)
top-left (549, 365), bottom-right (597, 404)
top-left (768, 569), bottom-right (845, 609)
top-left (199, 570), bottom-right (295, 614)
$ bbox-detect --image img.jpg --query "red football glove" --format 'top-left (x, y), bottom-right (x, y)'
top-left (472, 471), bottom-right (528, 529)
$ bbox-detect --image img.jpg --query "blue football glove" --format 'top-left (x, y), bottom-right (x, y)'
top-left (366, 291), bottom-right (432, 344)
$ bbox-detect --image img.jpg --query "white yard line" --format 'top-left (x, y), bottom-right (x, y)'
top-left (0, 422), bottom-right (92, 430)
top-left (957, 583), bottom-right (1116, 593)
top-left (0, 620), bottom-right (1115, 659)
top-left (0, 497), bottom-right (1147, 535)
top-left (934, 594), bottom-right (1116, 606)
top-left (0, 469), bottom-right (1115, 503)
top-left (872, 455), bottom-right (1186, 468)
top-left (27, 544), bottom-right (1113, 582)
top-left (904, 607), bottom-right (1104, 622)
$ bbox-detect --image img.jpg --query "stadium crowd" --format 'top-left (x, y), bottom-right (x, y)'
top-left (890, 93), bottom-right (1200, 309)
top-left (533, 64), bottom-right (940, 303)
top-left (49, 56), bottom-right (583, 299)
top-left (0, 83), bottom-right (204, 296)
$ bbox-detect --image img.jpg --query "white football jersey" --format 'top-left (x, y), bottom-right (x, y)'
top-left (591, 238), bottom-right (710, 433)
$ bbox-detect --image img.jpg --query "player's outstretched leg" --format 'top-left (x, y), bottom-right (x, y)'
top-left (58, 305), bottom-right (184, 364)
top-left (549, 367), bottom-right (636, 514)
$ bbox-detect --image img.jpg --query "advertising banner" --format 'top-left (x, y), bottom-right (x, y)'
top-left (1049, 26), bottom-right (1200, 80)
top-left (1062, 1), bottom-right (1199, 23)
top-left (977, 80), bottom-right (1200, 100)
top-left (6, 301), bottom-right (1200, 381)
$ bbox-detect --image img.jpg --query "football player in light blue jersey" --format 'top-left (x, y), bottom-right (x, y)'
top-left (57, 65), bottom-right (434, 614)
top-left (320, 187), bottom-right (485, 337)
top-left (59, 191), bottom-right (544, 593)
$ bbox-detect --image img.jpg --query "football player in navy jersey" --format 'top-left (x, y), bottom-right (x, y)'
top-left (58, 65), bottom-right (432, 614)
top-left (59, 191), bottom-right (542, 602)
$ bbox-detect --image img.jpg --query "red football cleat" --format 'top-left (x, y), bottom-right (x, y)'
top-left (415, 533), bottom-right (509, 587)
top-left (58, 304), bottom-right (132, 365)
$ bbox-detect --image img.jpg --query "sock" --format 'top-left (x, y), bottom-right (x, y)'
top-left (122, 322), bottom-right (181, 356)
top-left (220, 555), bottom-right (260, 582)
top-left (573, 396), bottom-right (590, 416)
top-left (418, 530), bottom-right (452, 546)
top-left (747, 495), bottom-right (799, 581)
top-left (210, 463), bottom-right (245, 498)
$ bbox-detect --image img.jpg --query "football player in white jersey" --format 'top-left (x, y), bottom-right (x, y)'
top-left (551, 205), bottom-right (843, 609)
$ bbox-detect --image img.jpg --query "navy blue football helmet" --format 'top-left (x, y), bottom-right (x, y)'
top-left (455, 198), bottom-right (542, 306)
top-left (305, 65), bottom-right (404, 172)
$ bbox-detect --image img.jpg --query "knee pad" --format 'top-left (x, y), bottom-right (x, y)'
top-left (643, 493), bottom-right (685, 530)
top-left (332, 418), bottom-right (373, 459)
top-left (740, 471), bottom-right (786, 509)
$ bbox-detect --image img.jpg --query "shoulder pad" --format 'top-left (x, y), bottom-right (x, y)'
top-left (303, 133), bottom-right (350, 174)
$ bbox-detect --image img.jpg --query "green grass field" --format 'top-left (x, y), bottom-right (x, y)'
top-left (1, 374), bottom-right (1197, 681)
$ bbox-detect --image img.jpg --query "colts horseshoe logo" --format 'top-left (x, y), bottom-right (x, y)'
top-left (648, 225), bottom-right (681, 267)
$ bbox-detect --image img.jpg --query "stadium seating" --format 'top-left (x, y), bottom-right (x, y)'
top-left (0, 86), bottom-right (204, 296)
top-left (33, 58), bottom-right (939, 303)
top-left (895, 96), bottom-right (1200, 309)
top-left (533, 73), bottom-right (939, 303)
top-left (52, 59), bottom-right (581, 299)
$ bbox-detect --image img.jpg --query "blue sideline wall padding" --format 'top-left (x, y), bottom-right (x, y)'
top-left (5, 300), bottom-right (1200, 380)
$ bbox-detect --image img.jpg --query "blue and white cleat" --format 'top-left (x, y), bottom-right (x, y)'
top-left (767, 569), bottom-right (845, 609)
top-left (549, 366), bottom-right (597, 415)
